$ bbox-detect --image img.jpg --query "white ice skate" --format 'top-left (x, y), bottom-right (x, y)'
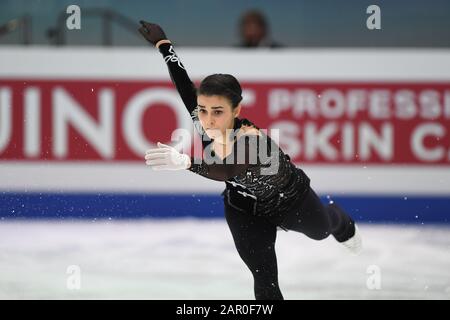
top-left (341, 224), bottom-right (362, 255)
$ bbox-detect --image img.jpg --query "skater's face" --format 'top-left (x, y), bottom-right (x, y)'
top-left (197, 95), bottom-right (241, 142)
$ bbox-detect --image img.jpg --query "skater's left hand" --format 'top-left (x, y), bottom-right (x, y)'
top-left (145, 142), bottom-right (191, 170)
top-left (138, 21), bottom-right (168, 47)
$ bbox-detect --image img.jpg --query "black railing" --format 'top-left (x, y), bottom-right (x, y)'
top-left (46, 8), bottom-right (138, 46)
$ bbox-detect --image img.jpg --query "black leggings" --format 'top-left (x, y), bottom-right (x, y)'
top-left (224, 187), bottom-right (355, 300)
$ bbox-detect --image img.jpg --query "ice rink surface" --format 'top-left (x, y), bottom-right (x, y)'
top-left (0, 219), bottom-right (449, 300)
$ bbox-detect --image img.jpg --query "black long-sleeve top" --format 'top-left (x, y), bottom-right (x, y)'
top-left (158, 42), bottom-right (311, 223)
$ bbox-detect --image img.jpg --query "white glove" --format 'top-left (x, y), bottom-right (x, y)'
top-left (145, 142), bottom-right (191, 171)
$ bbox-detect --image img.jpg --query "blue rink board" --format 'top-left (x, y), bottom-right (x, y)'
top-left (0, 192), bottom-right (449, 223)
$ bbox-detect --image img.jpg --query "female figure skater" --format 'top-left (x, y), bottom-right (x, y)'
top-left (139, 21), bottom-right (362, 300)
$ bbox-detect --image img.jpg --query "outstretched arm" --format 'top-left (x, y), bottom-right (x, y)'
top-left (188, 158), bottom-right (251, 182)
top-left (144, 138), bottom-right (252, 180)
top-left (145, 128), bottom-right (275, 182)
top-left (139, 21), bottom-right (197, 115)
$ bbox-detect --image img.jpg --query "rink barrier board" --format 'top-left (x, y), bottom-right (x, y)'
top-left (1, 48), bottom-right (449, 223)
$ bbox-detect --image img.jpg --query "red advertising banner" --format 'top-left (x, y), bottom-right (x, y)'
top-left (0, 79), bottom-right (449, 164)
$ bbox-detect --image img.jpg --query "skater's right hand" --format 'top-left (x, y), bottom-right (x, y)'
top-left (138, 21), bottom-right (168, 47)
top-left (145, 142), bottom-right (191, 171)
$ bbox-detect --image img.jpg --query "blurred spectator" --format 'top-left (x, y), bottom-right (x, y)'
top-left (238, 9), bottom-right (281, 48)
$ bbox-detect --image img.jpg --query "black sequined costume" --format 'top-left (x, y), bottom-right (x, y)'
top-left (156, 42), bottom-right (356, 300)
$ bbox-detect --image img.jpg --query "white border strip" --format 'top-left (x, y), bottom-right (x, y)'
top-left (0, 162), bottom-right (449, 195)
top-left (1, 47), bottom-right (450, 80)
